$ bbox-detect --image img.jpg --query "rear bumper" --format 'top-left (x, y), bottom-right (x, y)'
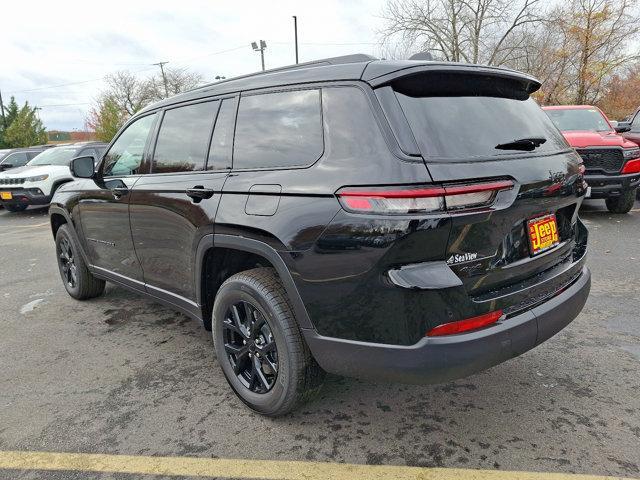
top-left (0, 188), bottom-right (51, 206)
top-left (585, 172), bottom-right (640, 198)
top-left (303, 266), bottom-right (591, 384)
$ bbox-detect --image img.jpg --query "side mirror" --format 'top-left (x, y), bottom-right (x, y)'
top-left (615, 122), bottom-right (631, 133)
top-left (70, 156), bottom-right (96, 178)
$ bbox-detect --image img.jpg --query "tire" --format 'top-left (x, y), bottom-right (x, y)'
top-left (605, 188), bottom-right (636, 214)
top-left (55, 224), bottom-right (106, 300)
top-left (212, 267), bottom-right (325, 416)
top-left (5, 204), bottom-right (27, 212)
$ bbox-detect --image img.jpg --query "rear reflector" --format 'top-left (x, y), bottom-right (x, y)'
top-left (337, 180), bottom-right (513, 214)
top-left (426, 310), bottom-right (504, 337)
top-left (621, 159), bottom-right (640, 174)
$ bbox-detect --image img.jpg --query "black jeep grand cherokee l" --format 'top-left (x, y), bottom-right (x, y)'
top-left (50, 54), bottom-right (591, 416)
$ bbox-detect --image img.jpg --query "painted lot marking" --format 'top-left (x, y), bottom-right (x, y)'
top-left (0, 221), bottom-right (49, 236)
top-left (0, 451), bottom-right (635, 480)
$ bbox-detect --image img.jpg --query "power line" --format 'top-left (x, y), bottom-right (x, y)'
top-left (38, 103), bottom-right (91, 107)
top-left (6, 45), bottom-right (248, 95)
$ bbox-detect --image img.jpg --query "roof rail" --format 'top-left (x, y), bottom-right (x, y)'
top-left (196, 53), bottom-right (378, 92)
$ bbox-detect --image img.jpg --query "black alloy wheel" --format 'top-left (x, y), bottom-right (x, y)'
top-left (58, 236), bottom-right (78, 288)
top-left (223, 300), bottom-right (278, 394)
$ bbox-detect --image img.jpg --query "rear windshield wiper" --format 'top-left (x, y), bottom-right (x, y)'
top-left (495, 137), bottom-right (547, 151)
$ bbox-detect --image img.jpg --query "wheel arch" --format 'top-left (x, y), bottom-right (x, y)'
top-left (196, 234), bottom-right (314, 331)
top-left (49, 206), bottom-right (91, 267)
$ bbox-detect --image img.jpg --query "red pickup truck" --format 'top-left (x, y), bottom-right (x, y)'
top-left (543, 105), bottom-right (640, 213)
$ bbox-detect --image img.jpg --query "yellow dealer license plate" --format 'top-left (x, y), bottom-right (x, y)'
top-left (528, 214), bottom-right (559, 255)
top-left (0, 191), bottom-right (12, 200)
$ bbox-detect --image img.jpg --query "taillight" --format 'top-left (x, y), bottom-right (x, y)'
top-left (336, 180), bottom-right (513, 214)
top-left (621, 159), bottom-right (640, 174)
top-left (426, 310), bottom-right (504, 337)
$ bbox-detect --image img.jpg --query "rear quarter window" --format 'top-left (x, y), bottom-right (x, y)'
top-left (233, 89), bottom-right (323, 169)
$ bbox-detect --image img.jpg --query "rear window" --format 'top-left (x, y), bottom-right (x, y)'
top-left (545, 108), bottom-right (611, 132)
top-left (395, 92), bottom-right (568, 161)
top-left (233, 89), bottom-right (323, 169)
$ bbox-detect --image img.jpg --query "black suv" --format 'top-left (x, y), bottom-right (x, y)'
top-left (50, 55), bottom-right (591, 416)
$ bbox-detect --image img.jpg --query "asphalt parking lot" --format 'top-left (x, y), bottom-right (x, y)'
top-left (0, 200), bottom-right (639, 479)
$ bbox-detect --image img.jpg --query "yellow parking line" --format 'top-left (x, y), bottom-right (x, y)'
top-left (0, 451), bottom-right (634, 480)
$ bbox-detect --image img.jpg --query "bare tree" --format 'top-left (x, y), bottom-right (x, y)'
top-left (564, 0), bottom-right (640, 104)
top-left (103, 71), bottom-right (154, 117)
top-left (380, 0), bottom-right (542, 65)
top-left (147, 67), bottom-right (204, 102)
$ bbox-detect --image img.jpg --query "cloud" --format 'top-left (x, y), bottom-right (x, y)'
top-left (2, 0), bottom-right (386, 130)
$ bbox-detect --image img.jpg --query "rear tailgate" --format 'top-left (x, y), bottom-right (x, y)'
top-left (375, 66), bottom-right (588, 308)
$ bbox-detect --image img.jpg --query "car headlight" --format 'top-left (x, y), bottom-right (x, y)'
top-left (26, 174), bottom-right (49, 182)
top-left (623, 148), bottom-right (640, 160)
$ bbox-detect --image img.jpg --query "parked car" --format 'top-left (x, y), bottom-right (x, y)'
top-left (0, 146), bottom-right (50, 172)
top-left (50, 54), bottom-right (590, 416)
top-left (543, 105), bottom-right (640, 213)
top-left (0, 142), bottom-right (106, 212)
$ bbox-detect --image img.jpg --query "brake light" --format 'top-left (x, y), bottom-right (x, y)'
top-left (621, 159), bottom-right (640, 174)
top-left (426, 310), bottom-right (504, 337)
top-left (336, 180), bottom-right (513, 214)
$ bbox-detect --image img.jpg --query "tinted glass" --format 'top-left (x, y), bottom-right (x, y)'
top-left (28, 148), bottom-right (77, 166)
top-left (631, 112), bottom-right (640, 130)
top-left (3, 152), bottom-right (28, 166)
top-left (153, 101), bottom-right (219, 173)
top-left (103, 114), bottom-right (157, 176)
top-left (397, 94), bottom-right (568, 161)
top-left (208, 99), bottom-right (236, 170)
top-left (234, 90), bottom-right (322, 169)
top-left (545, 108), bottom-right (612, 132)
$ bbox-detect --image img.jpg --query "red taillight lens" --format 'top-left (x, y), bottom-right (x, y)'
top-left (426, 310), bottom-right (504, 337)
top-left (337, 180), bottom-right (513, 214)
top-left (621, 159), bottom-right (640, 174)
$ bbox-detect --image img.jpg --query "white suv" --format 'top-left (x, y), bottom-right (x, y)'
top-left (0, 142), bottom-right (106, 212)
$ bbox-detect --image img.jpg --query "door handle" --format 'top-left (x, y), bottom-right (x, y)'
top-left (186, 186), bottom-right (215, 203)
top-left (111, 186), bottom-right (129, 198)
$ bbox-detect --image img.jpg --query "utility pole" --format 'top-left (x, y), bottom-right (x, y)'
top-left (153, 61), bottom-right (169, 98)
top-left (0, 88), bottom-right (6, 129)
top-left (251, 41), bottom-right (267, 71)
top-left (293, 16), bottom-right (299, 64)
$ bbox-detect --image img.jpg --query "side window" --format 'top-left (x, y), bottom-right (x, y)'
top-left (208, 98), bottom-right (236, 170)
top-left (5, 152), bottom-right (28, 166)
top-left (26, 151), bottom-right (40, 160)
top-left (234, 89), bottom-right (322, 169)
top-left (631, 112), bottom-right (640, 131)
top-left (103, 114), bottom-right (157, 177)
top-left (152, 101), bottom-right (219, 174)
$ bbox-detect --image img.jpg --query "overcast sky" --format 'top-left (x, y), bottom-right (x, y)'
top-left (2, 0), bottom-right (386, 131)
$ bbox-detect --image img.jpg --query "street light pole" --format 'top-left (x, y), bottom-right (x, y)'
top-left (293, 16), bottom-right (299, 64)
top-left (153, 61), bottom-right (170, 98)
top-left (0, 88), bottom-right (6, 129)
top-left (251, 41), bottom-right (267, 71)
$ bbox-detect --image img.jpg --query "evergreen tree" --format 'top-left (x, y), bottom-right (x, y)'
top-left (3, 102), bottom-right (47, 147)
top-left (0, 96), bottom-right (20, 148)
